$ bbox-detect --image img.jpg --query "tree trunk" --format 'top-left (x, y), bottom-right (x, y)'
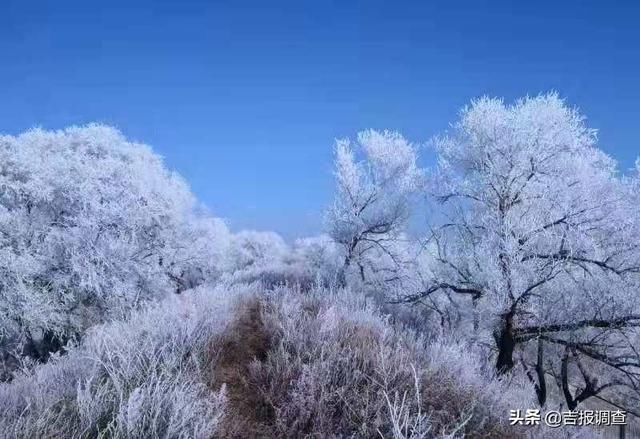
top-left (472, 296), bottom-right (479, 331)
top-left (337, 254), bottom-right (351, 288)
top-left (496, 313), bottom-right (516, 374)
top-left (561, 349), bottom-right (578, 410)
top-left (535, 338), bottom-right (547, 406)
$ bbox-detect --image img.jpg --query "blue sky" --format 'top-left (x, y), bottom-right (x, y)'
top-left (1, 1), bottom-right (638, 238)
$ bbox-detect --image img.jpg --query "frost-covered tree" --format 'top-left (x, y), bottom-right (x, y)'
top-left (292, 234), bottom-right (342, 284)
top-left (226, 230), bottom-right (288, 272)
top-left (166, 212), bottom-right (230, 294)
top-left (0, 125), bottom-right (229, 368)
top-left (327, 130), bottom-right (423, 287)
top-left (403, 94), bottom-right (640, 408)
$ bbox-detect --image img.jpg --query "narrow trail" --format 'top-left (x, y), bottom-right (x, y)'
top-left (210, 297), bottom-right (275, 438)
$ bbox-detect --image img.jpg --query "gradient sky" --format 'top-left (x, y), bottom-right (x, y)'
top-left (1, 1), bottom-right (638, 238)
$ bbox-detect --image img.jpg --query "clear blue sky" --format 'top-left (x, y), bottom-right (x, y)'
top-left (1, 1), bottom-right (638, 238)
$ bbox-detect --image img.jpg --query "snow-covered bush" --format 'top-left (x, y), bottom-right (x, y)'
top-left (0, 280), bottom-right (598, 438)
top-left (0, 285), bottom-right (236, 438)
top-left (220, 286), bottom-right (592, 438)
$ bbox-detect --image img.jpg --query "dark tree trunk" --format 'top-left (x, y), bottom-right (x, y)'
top-left (535, 338), bottom-right (547, 406)
top-left (358, 262), bottom-right (366, 282)
top-left (496, 313), bottom-right (516, 374)
top-left (337, 254), bottom-right (351, 288)
top-left (561, 348), bottom-right (600, 410)
top-left (337, 239), bottom-right (359, 288)
top-left (521, 338), bottom-right (547, 406)
top-left (561, 349), bottom-right (579, 410)
top-left (472, 296), bottom-right (479, 331)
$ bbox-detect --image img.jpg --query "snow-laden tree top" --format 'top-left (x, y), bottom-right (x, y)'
top-left (328, 129), bottom-right (423, 286)
top-left (416, 93), bottom-right (640, 407)
top-left (0, 125), bottom-right (229, 361)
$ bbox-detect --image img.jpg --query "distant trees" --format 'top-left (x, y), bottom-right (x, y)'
top-left (401, 94), bottom-right (640, 407)
top-left (227, 230), bottom-right (289, 272)
top-left (291, 234), bottom-right (342, 284)
top-left (0, 125), bottom-right (229, 368)
top-left (326, 130), bottom-right (423, 287)
top-left (223, 231), bottom-right (344, 289)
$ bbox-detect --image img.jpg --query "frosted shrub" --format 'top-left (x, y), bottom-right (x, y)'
top-left (0, 285), bottom-right (237, 438)
top-left (224, 286), bottom-right (591, 438)
top-left (0, 282), bottom-right (597, 438)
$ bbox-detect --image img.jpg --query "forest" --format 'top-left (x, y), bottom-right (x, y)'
top-left (0, 93), bottom-right (638, 438)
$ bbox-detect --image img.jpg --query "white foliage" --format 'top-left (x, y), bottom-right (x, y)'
top-left (0, 124), bottom-right (230, 372)
top-left (419, 93), bottom-right (640, 406)
top-left (0, 285), bottom-right (236, 438)
top-left (226, 230), bottom-right (288, 272)
top-left (251, 285), bottom-right (589, 438)
top-left (0, 103), bottom-right (629, 437)
top-left (327, 130), bottom-right (424, 285)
